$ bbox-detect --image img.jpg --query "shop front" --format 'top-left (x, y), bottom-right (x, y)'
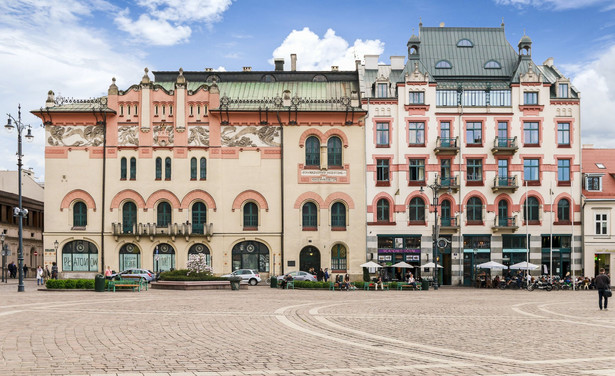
top-left (541, 235), bottom-right (571, 278)
top-left (377, 235), bottom-right (421, 281)
top-left (502, 235), bottom-right (529, 278)
top-left (463, 235), bottom-right (491, 286)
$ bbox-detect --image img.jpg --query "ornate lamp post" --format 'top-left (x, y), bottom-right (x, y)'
top-left (54, 239), bottom-right (59, 267)
top-left (5, 104), bottom-right (34, 292)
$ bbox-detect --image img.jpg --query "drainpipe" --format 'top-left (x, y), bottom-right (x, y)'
top-left (276, 110), bottom-right (285, 276)
top-left (95, 108), bottom-right (108, 274)
top-left (457, 88), bottom-right (464, 284)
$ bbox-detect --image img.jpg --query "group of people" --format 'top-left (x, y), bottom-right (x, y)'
top-left (4, 261), bottom-right (59, 284)
top-left (308, 267), bottom-right (330, 282)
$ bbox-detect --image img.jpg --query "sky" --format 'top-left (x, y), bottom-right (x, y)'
top-left (0, 0), bottom-right (614, 181)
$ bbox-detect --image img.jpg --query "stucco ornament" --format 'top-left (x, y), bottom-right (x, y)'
top-left (220, 125), bottom-right (280, 147)
top-left (118, 125), bottom-right (139, 146)
top-left (47, 125), bottom-right (104, 147)
top-left (187, 126), bottom-right (210, 146)
top-left (153, 123), bottom-right (174, 146)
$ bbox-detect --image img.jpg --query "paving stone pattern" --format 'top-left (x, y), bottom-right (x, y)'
top-left (0, 280), bottom-right (614, 376)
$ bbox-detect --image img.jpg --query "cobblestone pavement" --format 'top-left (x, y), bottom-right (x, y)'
top-left (0, 279), bottom-right (614, 376)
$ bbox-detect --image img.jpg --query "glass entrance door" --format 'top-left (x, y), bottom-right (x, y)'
top-left (595, 254), bottom-right (611, 276)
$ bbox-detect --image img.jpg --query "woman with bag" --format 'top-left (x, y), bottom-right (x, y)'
top-left (36, 265), bottom-right (44, 286)
top-left (595, 268), bottom-right (611, 311)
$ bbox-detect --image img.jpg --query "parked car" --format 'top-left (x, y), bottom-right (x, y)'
top-left (276, 271), bottom-right (317, 282)
top-left (111, 269), bottom-right (156, 282)
top-left (222, 269), bottom-right (261, 285)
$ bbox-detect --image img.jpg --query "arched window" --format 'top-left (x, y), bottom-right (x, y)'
top-left (376, 198), bottom-right (389, 222)
top-left (313, 74), bottom-right (327, 82)
top-left (153, 243), bottom-right (175, 273)
top-left (200, 158), bottom-right (207, 180)
top-left (498, 200), bottom-right (509, 226)
top-left (192, 202), bottom-right (207, 234)
top-left (305, 136), bottom-right (320, 167)
top-left (243, 202), bottom-right (258, 229)
top-left (165, 157), bottom-right (171, 180)
top-left (331, 202), bottom-right (346, 230)
top-left (190, 157), bottom-right (197, 180)
top-left (435, 60), bottom-right (452, 69)
top-left (302, 202), bottom-right (317, 230)
top-left (120, 157), bottom-right (127, 180)
top-left (557, 199), bottom-right (570, 222)
top-left (232, 241), bottom-right (269, 272)
top-left (331, 244), bottom-right (347, 272)
top-left (441, 199), bottom-right (452, 226)
top-left (457, 39), bottom-right (473, 47)
top-left (188, 244), bottom-right (210, 266)
top-left (130, 157), bottom-right (136, 180)
top-left (62, 240), bottom-right (98, 272)
top-left (122, 201), bottom-right (137, 234)
top-left (484, 60), bottom-right (501, 69)
top-left (467, 197), bottom-right (483, 222)
top-left (409, 197), bottom-right (425, 222)
top-left (119, 243), bottom-right (140, 270)
top-left (327, 136), bottom-right (342, 167)
top-left (523, 197), bottom-right (540, 222)
top-left (157, 202), bottom-right (172, 227)
top-left (73, 201), bottom-right (87, 227)
top-left (155, 157), bottom-right (162, 180)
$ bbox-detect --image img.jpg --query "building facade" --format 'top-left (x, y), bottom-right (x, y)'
top-left (33, 62), bottom-right (366, 279)
top-left (582, 147), bottom-right (615, 278)
top-left (360, 24), bottom-right (582, 285)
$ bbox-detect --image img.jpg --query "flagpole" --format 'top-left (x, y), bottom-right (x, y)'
top-left (571, 178), bottom-right (575, 291)
top-left (550, 182), bottom-right (553, 282)
top-left (526, 179), bottom-right (529, 288)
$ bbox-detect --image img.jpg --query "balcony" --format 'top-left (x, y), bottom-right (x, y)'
top-left (491, 215), bottom-right (519, 232)
top-left (438, 216), bottom-right (460, 232)
top-left (492, 176), bottom-right (518, 193)
top-left (491, 137), bottom-right (518, 155)
top-left (436, 175), bottom-right (459, 193)
top-left (111, 222), bottom-right (213, 241)
top-left (434, 136), bottom-right (459, 155)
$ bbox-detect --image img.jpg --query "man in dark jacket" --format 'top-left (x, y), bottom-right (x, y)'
top-left (595, 268), bottom-right (611, 310)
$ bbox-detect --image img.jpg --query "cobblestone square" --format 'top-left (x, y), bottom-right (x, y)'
top-left (0, 281), bottom-right (614, 376)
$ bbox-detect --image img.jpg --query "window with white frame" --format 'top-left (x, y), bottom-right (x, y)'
top-left (377, 83), bottom-right (388, 98)
top-left (558, 83), bottom-right (569, 98)
top-left (524, 92), bottom-right (538, 105)
top-left (586, 175), bottom-right (602, 191)
top-left (595, 213), bottom-right (608, 235)
top-left (436, 90), bottom-right (457, 106)
top-left (409, 91), bottom-right (424, 104)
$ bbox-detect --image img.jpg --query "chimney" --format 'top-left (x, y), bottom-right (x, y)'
top-left (331, 66), bottom-right (339, 71)
top-left (543, 57), bottom-right (554, 67)
top-left (274, 58), bottom-right (284, 71)
top-left (355, 59), bottom-right (361, 70)
top-left (205, 68), bottom-right (213, 72)
top-left (290, 54), bottom-right (297, 71)
top-left (364, 55), bottom-right (379, 70)
top-left (390, 56), bottom-right (405, 70)
top-left (243, 66), bottom-right (252, 72)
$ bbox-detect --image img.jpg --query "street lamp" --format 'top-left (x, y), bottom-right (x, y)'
top-left (5, 104), bottom-right (34, 292)
top-left (420, 174), bottom-right (452, 290)
top-left (53, 239), bottom-right (59, 266)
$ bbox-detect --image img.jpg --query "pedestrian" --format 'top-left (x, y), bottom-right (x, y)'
top-left (23, 264), bottom-right (29, 278)
top-left (36, 265), bottom-right (44, 286)
top-left (45, 265), bottom-right (51, 279)
top-left (317, 268), bottom-right (324, 282)
top-left (105, 266), bottom-right (113, 280)
top-left (8, 262), bottom-right (15, 278)
top-left (324, 268), bottom-right (329, 282)
top-left (51, 261), bottom-right (58, 280)
top-left (595, 268), bottom-right (611, 311)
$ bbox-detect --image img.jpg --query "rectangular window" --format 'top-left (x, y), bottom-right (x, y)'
top-left (490, 90), bottom-right (511, 106)
top-left (409, 91), bottom-right (424, 104)
top-left (558, 83), bottom-right (569, 98)
top-left (162, 105), bottom-right (166, 115)
top-left (169, 105), bottom-right (173, 115)
top-left (127, 105), bottom-right (130, 115)
top-left (586, 176), bottom-right (602, 191)
top-left (376, 159), bottom-right (390, 183)
top-left (189, 105), bottom-right (194, 116)
top-left (557, 123), bottom-right (570, 145)
top-left (463, 235), bottom-right (491, 249)
top-left (558, 159), bottom-right (570, 182)
top-left (377, 83), bottom-right (388, 98)
top-left (376, 122), bottom-right (389, 147)
top-left (467, 159), bottom-right (483, 181)
top-left (134, 105), bottom-right (138, 115)
top-left (408, 122), bottom-right (425, 145)
top-left (409, 159), bottom-right (425, 182)
top-left (596, 214), bottom-right (608, 235)
top-left (120, 105), bottom-right (124, 116)
top-left (524, 159), bottom-right (539, 181)
top-left (436, 90), bottom-right (457, 106)
top-left (463, 90), bottom-right (486, 106)
top-left (155, 105), bottom-right (159, 116)
top-left (197, 105), bottom-right (201, 115)
top-left (524, 92), bottom-right (538, 105)
top-left (440, 121), bottom-right (450, 141)
top-left (466, 122), bottom-right (482, 145)
top-left (523, 122), bottom-right (539, 145)
top-left (503, 235), bottom-right (528, 249)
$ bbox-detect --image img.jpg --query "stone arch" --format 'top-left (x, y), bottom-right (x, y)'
top-left (180, 189), bottom-right (217, 211)
top-left (146, 189), bottom-right (181, 209)
top-left (325, 192), bottom-right (355, 209)
top-left (370, 192), bottom-right (395, 222)
top-left (298, 129), bottom-right (324, 148)
top-left (110, 189), bottom-right (146, 210)
top-left (518, 190), bottom-right (545, 207)
top-left (438, 193), bottom-right (458, 214)
top-left (293, 192), bottom-right (326, 209)
top-left (462, 190), bottom-right (489, 207)
top-left (232, 190), bottom-right (269, 212)
top-left (323, 129), bottom-right (349, 148)
top-left (404, 191), bottom-right (429, 210)
top-left (60, 189), bottom-right (96, 211)
top-left (551, 192), bottom-right (574, 212)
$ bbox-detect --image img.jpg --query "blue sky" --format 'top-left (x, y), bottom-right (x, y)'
top-left (1, 0), bottom-right (614, 180)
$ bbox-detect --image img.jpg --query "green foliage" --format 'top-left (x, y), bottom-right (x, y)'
top-left (158, 269), bottom-right (227, 281)
top-left (291, 281), bottom-right (329, 289)
top-left (45, 279), bottom-right (96, 289)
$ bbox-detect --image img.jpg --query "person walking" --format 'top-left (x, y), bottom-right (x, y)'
top-left (51, 262), bottom-right (58, 280)
top-left (595, 268), bottom-right (611, 311)
top-left (36, 265), bottom-right (44, 286)
top-left (324, 268), bottom-right (329, 282)
top-left (105, 266), bottom-right (113, 280)
top-left (23, 264), bottom-right (29, 278)
top-left (317, 268), bottom-right (324, 282)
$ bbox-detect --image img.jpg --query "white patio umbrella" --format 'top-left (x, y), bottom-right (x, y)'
top-left (476, 261), bottom-right (507, 270)
top-left (360, 261), bottom-right (383, 268)
top-left (392, 261), bottom-right (414, 268)
top-left (421, 262), bottom-right (443, 269)
top-left (509, 261), bottom-right (539, 270)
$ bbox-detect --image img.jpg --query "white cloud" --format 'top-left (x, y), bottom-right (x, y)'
top-left (495, 0), bottom-right (615, 10)
top-left (566, 44), bottom-right (615, 147)
top-left (271, 28), bottom-right (384, 70)
top-left (116, 0), bottom-right (232, 46)
top-left (0, 0), bottom-right (146, 179)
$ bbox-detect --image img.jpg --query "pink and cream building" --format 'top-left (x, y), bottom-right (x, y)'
top-left (360, 24), bottom-right (581, 285)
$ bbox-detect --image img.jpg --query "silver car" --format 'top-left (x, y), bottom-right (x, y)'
top-left (222, 269), bottom-right (261, 285)
top-left (277, 271), bottom-right (317, 282)
top-left (112, 269), bottom-right (156, 282)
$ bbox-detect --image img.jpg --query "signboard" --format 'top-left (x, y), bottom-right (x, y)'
top-left (378, 248), bottom-right (421, 254)
top-left (378, 255), bottom-right (392, 261)
top-left (405, 255), bottom-right (420, 262)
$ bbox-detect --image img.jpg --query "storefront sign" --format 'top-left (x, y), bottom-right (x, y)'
top-left (378, 248), bottom-right (421, 254)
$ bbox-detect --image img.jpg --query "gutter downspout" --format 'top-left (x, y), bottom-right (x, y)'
top-left (276, 110), bottom-right (284, 276)
top-left (457, 88), bottom-right (464, 284)
top-left (99, 110), bottom-right (107, 274)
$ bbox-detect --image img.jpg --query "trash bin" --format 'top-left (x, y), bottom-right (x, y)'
top-left (94, 274), bottom-right (105, 292)
top-left (421, 280), bottom-right (429, 291)
top-left (270, 275), bottom-right (278, 288)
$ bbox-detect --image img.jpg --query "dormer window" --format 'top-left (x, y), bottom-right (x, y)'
top-left (457, 39), bottom-right (473, 47)
top-left (376, 82), bottom-right (388, 98)
top-left (313, 75), bottom-right (327, 82)
top-left (558, 83), bottom-right (569, 98)
top-left (435, 60), bottom-right (452, 69)
top-left (586, 175), bottom-right (602, 191)
top-left (262, 74), bottom-right (275, 83)
top-left (484, 60), bottom-right (501, 69)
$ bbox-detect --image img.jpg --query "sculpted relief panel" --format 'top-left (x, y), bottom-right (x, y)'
top-left (118, 125), bottom-right (139, 146)
top-left (188, 126), bottom-right (210, 146)
top-left (47, 125), bottom-right (104, 147)
top-left (221, 125), bottom-right (280, 147)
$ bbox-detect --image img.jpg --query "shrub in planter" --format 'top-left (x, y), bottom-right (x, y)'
top-left (158, 269), bottom-right (227, 281)
top-left (45, 279), bottom-right (95, 289)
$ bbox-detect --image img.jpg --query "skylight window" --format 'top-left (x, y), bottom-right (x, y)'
top-left (484, 60), bottom-right (501, 69)
top-left (435, 60), bottom-right (452, 69)
top-left (596, 163), bottom-right (606, 169)
top-left (457, 39), bottom-right (473, 47)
